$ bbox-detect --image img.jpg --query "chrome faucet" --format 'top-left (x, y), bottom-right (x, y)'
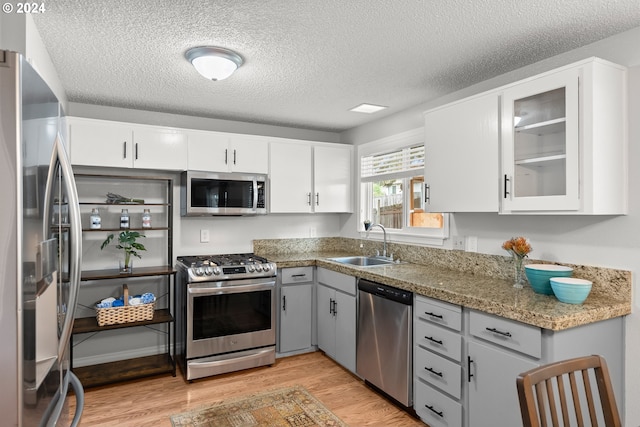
top-left (364, 220), bottom-right (388, 259)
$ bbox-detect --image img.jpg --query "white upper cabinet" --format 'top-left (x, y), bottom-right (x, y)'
top-left (187, 130), bottom-right (268, 174)
top-left (269, 140), bottom-right (352, 213)
top-left (424, 91), bottom-right (500, 212)
top-left (69, 118), bottom-right (133, 168)
top-left (501, 58), bottom-right (627, 214)
top-left (68, 117), bottom-right (187, 170)
top-left (269, 140), bottom-right (314, 213)
top-left (313, 145), bottom-right (352, 213)
top-left (133, 127), bottom-right (187, 170)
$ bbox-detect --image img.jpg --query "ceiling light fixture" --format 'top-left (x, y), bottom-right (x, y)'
top-left (185, 46), bottom-right (244, 81)
top-left (349, 103), bottom-right (388, 114)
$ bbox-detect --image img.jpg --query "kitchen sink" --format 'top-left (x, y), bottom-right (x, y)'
top-left (329, 256), bottom-right (397, 267)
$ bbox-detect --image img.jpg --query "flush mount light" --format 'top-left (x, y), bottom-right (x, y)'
top-left (185, 46), bottom-right (244, 81)
top-left (349, 103), bottom-right (388, 114)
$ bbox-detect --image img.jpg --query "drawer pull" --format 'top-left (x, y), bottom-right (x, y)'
top-left (425, 366), bottom-right (443, 377)
top-left (291, 274), bottom-right (307, 278)
top-left (425, 404), bottom-right (444, 418)
top-left (425, 311), bottom-right (443, 319)
top-left (425, 336), bottom-right (443, 345)
top-left (486, 327), bottom-right (512, 337)
top-left (468, 356), bottom-right (474, 382)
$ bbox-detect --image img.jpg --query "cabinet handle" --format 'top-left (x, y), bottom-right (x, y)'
top-left (135, 143), bottom-right (139, 160)
top-left (424, 183), bottom-right (430, 204)
top-left (233, 149), bottom-right (237, 165)
top-left (425, 366), bottom-right (443, 377)
top-left (425, 405), bottom-right (444, 418)
top-left (332, 299), bottom-right (337, 316)
top-left (291, 274), bottom-right (307, 278)
top-left (225, 149), bottom-right (228, 165)
top-left (467, 356), bottom-right (474, 382)
top-left (123, 141), bottom-right (127, 159)
top-left (486, 327), bottom-right (512, 337)
top-left (307, 193), bottom-right (312, 206)
top-left (329, 298), bottom-right (334, 315)
top-left (424, 311), bottom-right (443, 319)
top-left (282, 295), bottom-right (286, 311)
top-left (503, 174), bottom-right (510, 198)
top-left (425, 336), bottom-right (443, 345)
top-left (316, 193), bottom-right (319, 206)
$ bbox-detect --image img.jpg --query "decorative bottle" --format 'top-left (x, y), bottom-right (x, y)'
top-left (90, 208), bottom-right (101, 229)
top-left (142, 209), bottom-right (152, 229)
top-left (120, 209), bottom-right (130, 229)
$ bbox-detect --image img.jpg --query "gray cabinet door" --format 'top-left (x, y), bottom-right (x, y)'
top-left (467, 340), bottom-right (538, 427)
top-left (279, 284), bottom-right (312, 353)
top-left (334, 289), bottom-right (356, 373)
top-left (316, 284), bottom-right (335, 358)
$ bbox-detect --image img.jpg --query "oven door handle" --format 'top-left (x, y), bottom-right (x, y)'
top-left (188, 282), bottom-right (275, 295)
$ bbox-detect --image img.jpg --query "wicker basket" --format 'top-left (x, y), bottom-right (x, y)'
top-left (96, 284), bottom-right (155, 326)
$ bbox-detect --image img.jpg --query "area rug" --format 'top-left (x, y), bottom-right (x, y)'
top-left (170, 385), bottom-right (348, 427)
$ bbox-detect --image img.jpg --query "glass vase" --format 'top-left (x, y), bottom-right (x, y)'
top-left (119, 259), bottom-right (132, 274)
top-left (513, 255), bottom-right (525, 288)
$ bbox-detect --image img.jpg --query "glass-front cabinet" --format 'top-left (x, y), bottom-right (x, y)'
top-left (501, 68), bottom-right (579, 212)
top-left (501, 58), bottom-right (627, 214)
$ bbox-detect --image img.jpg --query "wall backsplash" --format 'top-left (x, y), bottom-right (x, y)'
top-left (253, 237), bottom-right (631, 302)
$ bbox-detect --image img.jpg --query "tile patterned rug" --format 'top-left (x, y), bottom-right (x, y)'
top-left (170, 385), bottom-right (348, 427)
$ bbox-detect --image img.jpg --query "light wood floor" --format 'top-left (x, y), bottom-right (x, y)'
top-left (68, 351), bottom-right (425, 426)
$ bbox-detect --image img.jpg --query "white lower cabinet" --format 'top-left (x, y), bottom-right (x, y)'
top-left (278, 267), bottom-right (314, 355)
top-left (316, 268), bottom-right (356, 373)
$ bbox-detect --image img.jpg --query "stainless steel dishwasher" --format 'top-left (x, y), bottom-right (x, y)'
top-left (357, 278), bottom-right (413, 408)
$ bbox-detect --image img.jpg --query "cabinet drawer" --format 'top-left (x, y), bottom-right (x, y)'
top-left (317, 268), bottom-right (356, 296)
top-left (415, 347), bottom-right (462, 399)
top-left (469, 310), bottom-right (541, 358)
top-left (415, 296), bottom-right (462, 331)
top-left (415, 320), bottom-right (462, 362)
top-left (280, 267), bottom-right (313, 284)
top-left (415, 380), bottom-right (462, 427)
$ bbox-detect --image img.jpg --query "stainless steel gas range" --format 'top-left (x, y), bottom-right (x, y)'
top-left (175, 253), bottom-right (277, 381)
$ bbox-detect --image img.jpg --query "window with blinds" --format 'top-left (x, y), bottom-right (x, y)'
top-left (359, 142), bottom-right (447, 241)
top-left (361, 145), bottom-right (425, 181)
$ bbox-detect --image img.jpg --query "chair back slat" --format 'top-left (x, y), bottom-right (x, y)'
top-left (516, 355), bottom-right (621, 427)
top-left (567, 372), bottom-right (585, 426)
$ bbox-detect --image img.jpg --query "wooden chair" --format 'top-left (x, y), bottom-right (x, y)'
top-left (516, 355), bottom-right (621, 427)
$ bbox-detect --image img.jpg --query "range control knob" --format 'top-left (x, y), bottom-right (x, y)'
top-left (194, 267), bottom-right (204, 276)
top-left (204, 266), bottom-right (213, 276)
top-left (254, 264), bottom-right (263, 272)
top-left (213, 267), bottom-right (221, 275)
top-left (247, 265), bottom-right (255, 273)
top-left (261, 263), bottom-right (271, 272)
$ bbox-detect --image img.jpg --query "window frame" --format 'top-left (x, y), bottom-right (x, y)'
top-left (357, 128), bottom-right (449, 246)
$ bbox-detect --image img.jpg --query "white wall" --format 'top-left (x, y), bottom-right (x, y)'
top-left (0, 14), bottom-right (68, 109)
top-left (340, 26), bottom-right (640, 425)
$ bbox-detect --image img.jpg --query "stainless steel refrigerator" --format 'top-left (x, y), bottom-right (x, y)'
top-left (0, 50), bottom-right (84, 426)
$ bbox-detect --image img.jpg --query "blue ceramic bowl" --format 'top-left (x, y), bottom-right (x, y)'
top-left (524, 264), bottom-right (573, 295)
top-left (550, 277), bottom-right (592, 304)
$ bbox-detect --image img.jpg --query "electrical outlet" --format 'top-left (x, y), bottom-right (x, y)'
top-left (452, 236), bottom-right (465, 250)
top-left (466, 236), bottom-right (478, 252)
top-left (200, 229), bottom-right (210, 243)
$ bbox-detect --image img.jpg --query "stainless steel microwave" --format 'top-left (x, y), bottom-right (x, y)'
top-left (181, 171), bottom-right (267, 216)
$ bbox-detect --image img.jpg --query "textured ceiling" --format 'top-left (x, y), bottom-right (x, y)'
top-left (32, 0), bottom-right (640, 132)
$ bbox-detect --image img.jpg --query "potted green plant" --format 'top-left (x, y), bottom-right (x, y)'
top-left (101, 230), bottom-right (146, 273)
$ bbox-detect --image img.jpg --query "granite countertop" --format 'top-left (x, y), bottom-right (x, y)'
top-left (262, 251), bottom-right (631, 331)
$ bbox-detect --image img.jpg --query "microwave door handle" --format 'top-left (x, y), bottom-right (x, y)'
top-left (253, 180), bottom-right (258, 210)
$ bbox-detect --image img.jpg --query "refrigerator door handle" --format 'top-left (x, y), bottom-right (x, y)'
top-left (43, 134), bottom-right (83, 362)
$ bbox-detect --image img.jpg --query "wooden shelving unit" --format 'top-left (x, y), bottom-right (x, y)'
top-left (71, 173), bottom-right (176, 388)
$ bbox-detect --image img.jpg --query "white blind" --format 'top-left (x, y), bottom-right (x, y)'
top-left (360, 145), bottom-right (424, 181)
